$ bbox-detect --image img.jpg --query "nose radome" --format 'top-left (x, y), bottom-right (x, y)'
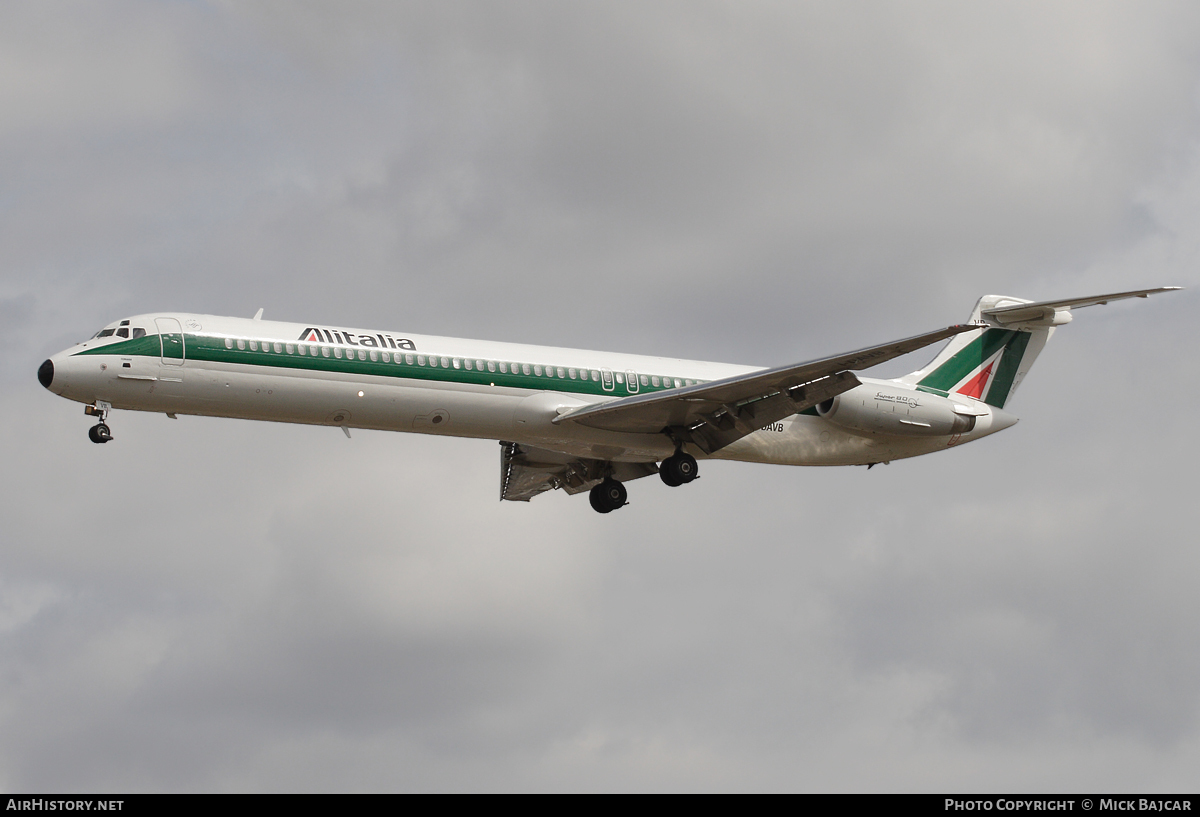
top-left (38, 359), bottom-right (54, 389)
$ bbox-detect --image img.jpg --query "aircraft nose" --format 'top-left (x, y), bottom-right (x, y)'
top-left (38, 358), bottom-right (54, 389)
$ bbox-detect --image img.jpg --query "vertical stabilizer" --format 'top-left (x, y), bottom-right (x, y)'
top-left (898, 295), bottom-right (1056, 409)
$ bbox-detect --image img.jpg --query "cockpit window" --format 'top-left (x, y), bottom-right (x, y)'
top-left (116, 328), bottom-right (129, 338)
top-left (132, 328), bottom-right (146, 339)
top-left (96, 329), bottom-right (115, 338)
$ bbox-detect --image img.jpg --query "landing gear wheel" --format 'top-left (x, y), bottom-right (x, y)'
top-left (659, 452), bottom-right (698, 486)
top-left (589, 479), bottom-right (628, 513)
top-left (88, 423), bottom-right (112, 444)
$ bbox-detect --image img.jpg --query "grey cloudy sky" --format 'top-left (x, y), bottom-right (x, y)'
top-left (3, 1), bottom-right (1199, 792)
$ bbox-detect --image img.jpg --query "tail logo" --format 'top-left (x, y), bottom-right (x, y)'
top-left (919, 328), bottom-right (1031, 408)
top-left (956, 360), bottom-right (996, 399)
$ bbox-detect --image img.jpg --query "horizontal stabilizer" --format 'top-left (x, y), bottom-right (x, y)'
top-left (981, 287), bottom-right (1180, 325)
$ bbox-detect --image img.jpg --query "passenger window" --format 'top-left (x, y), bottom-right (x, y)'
top-left (225, 338), bottom-right (234, 349)
top-left (591, 370), bottom-right (600, 382)
top-left (534, 365), bottom-right (542, 376)
top-left (405, 354), bottom-right (414, 365)
top-left (557, 367), bottom-right (565, 378)
top-left (652, 376), bottom-right (660, 387)
top-left (453, 358), bottom-right (461, 369)
top-left (334, 347), bottom-right (343, 359)
top-left (477, 360), bottom-right (485, 371)
top-left (322, 347), bottom-right (330, 357)
top-left (615, 373), bottom-right (624, 384)
top-left (250, 341), bottom-right (258, 351)
top-left (298, 345), bottom-right (306, 355)
top-left (237, 339), bottom-right (246, 350)
top-left (381, 352), bottom-right (389, 363)
top-left (488, 361), bottom-right (496, 372)
top-left (358, 349), bottom-right (367, 361)
top-left (640, 375), bottom-right (649, 386)
top-left (464, 359), bottom-right (472, 370)
top-left (370, 350), bottom-right (378, 362)
top-left (499, 363), bottom-right (507, 373)
top-left (569, 368), bottom-right (577, 379)
top-left (274, 342), bottom-right (283, 353)
top-left (286, 343), bottom-right (295, 354)
top-left (441, 357), bottom-right (450, 368)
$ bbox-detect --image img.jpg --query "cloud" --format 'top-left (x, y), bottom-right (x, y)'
top-left (3, 0), bottom-right (1199, 791)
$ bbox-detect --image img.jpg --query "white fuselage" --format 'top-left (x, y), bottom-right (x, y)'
top-left (42, 312), bottom-right (1017, 466)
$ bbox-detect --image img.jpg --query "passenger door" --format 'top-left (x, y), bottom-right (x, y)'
top-left (155, 318), bottom-right (186, 366)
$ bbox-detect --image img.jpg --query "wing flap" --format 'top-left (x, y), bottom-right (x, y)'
top-left (500, 442), bottom-right (657, 502)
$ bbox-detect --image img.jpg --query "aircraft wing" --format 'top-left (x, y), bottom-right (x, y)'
top-left (500, 442), bottom-right (657, 502)
top-left (981, 286), bottom-right (1181, 324)
top-left (556, 324), bottom-right (976, 454)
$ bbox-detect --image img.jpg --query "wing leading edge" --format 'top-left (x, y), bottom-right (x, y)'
top-left (556, 324), bottom-right (976, 455)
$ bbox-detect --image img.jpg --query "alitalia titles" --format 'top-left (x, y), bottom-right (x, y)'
top-left (298, 328), bottom-right (416, 351)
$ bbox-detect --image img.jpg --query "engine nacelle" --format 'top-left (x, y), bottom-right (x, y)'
top-left (816, 385), bottom-right (978, 437)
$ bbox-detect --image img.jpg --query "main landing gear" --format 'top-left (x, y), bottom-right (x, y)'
top-left (659, 451), bottom-right (698, 487)
top-left (589, 479), bottom-right (628, 514)
top-left (588, 452), bottom-right (700, 514)
top-left (85, 401), bottom-right (113, 444)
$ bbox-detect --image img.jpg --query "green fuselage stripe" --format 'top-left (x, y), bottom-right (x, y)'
top-left (76, 333), bottom-right (703, 398)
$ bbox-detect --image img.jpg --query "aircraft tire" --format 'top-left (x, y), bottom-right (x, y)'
top-left (589, 487), bottom-right (613, 513)
top-left (89, 423), bottom-right (112, 444)
top-left (590, 479), bottom-right (627, 513)
top-left (660, 453), bottom-right (698, 486)
top-left (674, 452), bottom-right (698, 483)
top-left (659, 460), bottom-right (683, 487)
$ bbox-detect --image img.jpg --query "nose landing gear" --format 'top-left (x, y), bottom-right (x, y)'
top-left (85, 401), bottom-right (113, 444)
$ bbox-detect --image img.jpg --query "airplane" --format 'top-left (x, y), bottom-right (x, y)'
top-left (38, 287), bottom-right (1178, 513)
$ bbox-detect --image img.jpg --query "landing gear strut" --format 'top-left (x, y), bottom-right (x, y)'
top-left (659, 451), bottom-right (698, 487)
top-left (589, 479), bottom-right (628, 513)
top-left (85, 401), bottom-right (113, 444)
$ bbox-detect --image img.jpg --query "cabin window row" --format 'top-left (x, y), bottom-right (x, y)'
top-left (220, 336), bottom-right (700, 389)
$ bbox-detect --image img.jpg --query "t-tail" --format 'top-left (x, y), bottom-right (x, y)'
top-left (898, 287), bottom-right (1181, 409)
